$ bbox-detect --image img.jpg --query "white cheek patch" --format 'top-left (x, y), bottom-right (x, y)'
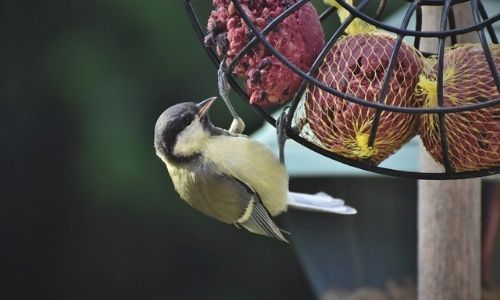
top-left (172, 119), bottom-right (210, 157)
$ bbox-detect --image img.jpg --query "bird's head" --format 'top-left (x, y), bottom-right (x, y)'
top-left (154, 97), bottom-right (217, 162)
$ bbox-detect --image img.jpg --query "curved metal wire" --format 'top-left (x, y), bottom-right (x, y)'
top-left (436, 0), bottom-right (454, 172)
top-left (184, 0), bottom-right (500, 179)
top-left (331, 0), bottom-right (499, 37)
top-left (367, 0), bottom-right (421, 149)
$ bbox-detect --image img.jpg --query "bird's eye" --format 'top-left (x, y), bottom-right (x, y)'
top-left (182, 115), bottom-right (193, 126)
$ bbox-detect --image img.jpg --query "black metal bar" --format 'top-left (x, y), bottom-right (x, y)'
top-left (478, 0), bottom-right (499, 44)
top-left (415, 5), bottom-right (422, 50)
top-left (287, 0), bottom-right (373, 132)
top-left (471, 0), bottom-right (500, 94)
top-left (184, 0), bottom-right (220, 67)
top-left (367, 0), bottom-right (421, 149)
top-left (436, 0), bottom-right (453, 172)
top-left (287, 130), bottom-right (500, 180)
top-left (448, 6), bottom-right (458, 45)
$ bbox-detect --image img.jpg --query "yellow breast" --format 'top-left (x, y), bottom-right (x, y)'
top-left (203, 135), bottom-right (289, 216)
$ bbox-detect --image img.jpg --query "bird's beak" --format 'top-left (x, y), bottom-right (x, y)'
top-left (197, 96), bottom-right (217, 118)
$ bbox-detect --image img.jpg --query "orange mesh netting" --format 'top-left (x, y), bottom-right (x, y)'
top-left (297, 0), bottom-right (423, 164)
top-left (416, 44), bottom-right (500, 172)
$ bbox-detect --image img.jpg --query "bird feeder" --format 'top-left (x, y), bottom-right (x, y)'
top-left (185, 0), bottom-right (499, 180)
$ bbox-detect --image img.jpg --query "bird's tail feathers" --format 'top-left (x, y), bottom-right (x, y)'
top-left (287, 191), bottom-right (357, 214)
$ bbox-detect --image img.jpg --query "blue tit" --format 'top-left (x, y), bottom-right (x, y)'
top-left (154, 97), bottom-right (356, 242)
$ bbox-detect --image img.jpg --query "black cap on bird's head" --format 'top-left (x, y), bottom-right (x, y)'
top-left (154, 97), bottom-right (217, 161)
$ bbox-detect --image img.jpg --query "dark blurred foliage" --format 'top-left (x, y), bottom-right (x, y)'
top-left (1, 0), bottom-right (312, 299)
top-left (0, 0), bottom-right (411, 299)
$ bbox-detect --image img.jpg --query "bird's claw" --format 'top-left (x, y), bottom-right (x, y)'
top-left (229, 117), bottom-right (245, 134)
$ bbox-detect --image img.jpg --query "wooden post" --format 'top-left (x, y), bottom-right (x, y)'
top-left (418, 3), bottom-right (481, 300)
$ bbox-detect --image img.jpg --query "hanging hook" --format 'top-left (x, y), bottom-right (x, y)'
top-left (218, 60), bottom-right (245, 134)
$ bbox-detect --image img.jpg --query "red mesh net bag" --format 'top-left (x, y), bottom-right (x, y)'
top-left (415, 44), bottom-right (500, 172)
top-left (205, 0), bottom-right (325, 107)
top-left (300, 0), bottom-right (423, 164)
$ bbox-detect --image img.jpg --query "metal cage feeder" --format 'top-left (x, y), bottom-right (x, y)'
top-left (184, 0), bottom-right (500, 180)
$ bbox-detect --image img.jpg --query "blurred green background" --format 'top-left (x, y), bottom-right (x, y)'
top-left (0, 0), bottom-right (427, 299)
top-left (2, 1), bottom-right (312, 299)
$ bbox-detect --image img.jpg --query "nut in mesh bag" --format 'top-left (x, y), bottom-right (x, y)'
top-left (415, 44), bottom-right (500, 172)
top-left (302, 0), bottom-right (423, 164)
top-left (205, 0), bottom-right (325, 107)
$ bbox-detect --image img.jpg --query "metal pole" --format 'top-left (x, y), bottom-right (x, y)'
top-left (418, 2), bottom-right (481, 300)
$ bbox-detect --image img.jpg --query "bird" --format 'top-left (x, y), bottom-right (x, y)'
top-left (154, 97), bottom-right (356, 242)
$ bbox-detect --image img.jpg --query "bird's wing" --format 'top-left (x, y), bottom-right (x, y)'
top-left (231, 177), bottom-right (289, 243)
top-left (184, 170), bottom-right (251, 224)
top-left (238, 198), bottom-right (289, 243)
top-left (180, 164), bottom-right (286, 243)
top-left (204, 135), bottom-right (288, 216)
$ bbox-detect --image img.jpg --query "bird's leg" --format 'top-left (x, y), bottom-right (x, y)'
top-left (276, 107), bottom-right (290, 165)
top-left (218, 61), bottom-right (245, 134)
